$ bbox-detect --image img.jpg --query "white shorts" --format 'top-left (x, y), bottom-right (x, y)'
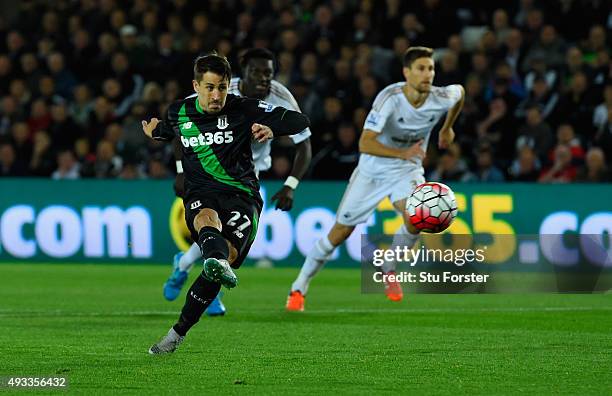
top-left (336, 168), bottom-right (425, 226)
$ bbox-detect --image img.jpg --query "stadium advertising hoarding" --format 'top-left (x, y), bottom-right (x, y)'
top-left (0, 179), bottom-right (610, 266)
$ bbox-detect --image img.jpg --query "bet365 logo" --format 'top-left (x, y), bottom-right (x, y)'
top-left (180, 131), bottom-right (234, 147)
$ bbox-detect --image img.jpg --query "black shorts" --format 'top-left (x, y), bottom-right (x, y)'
top-left (184, 191), bottom-right (261, 268)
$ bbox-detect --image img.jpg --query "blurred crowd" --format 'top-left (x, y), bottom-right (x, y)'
top-left (0, 0), bottom-right (610, 183)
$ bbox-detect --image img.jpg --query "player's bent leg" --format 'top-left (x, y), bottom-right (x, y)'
top-left (291, 169), bottom-right (386, 308)
top-left (151, 197), bottom-right (261, 353)
top-left (201, 250), bottom-right (237, 289)
top-left (290, 223), bottom-right (353, 295)
top-left (202, 238), bottom-right (238, 289)
top-left (178, 242), bottom-right (202, 272)
top-left (203, 240), bottom-right (237, 315)
top-left (205, 195), bottom-right (260, 316)
top-left (203, 238), bottom-right (238, 315)
top-left (150, 274), bottom-right (222, 354)
top-left (175, 275), bottom-right (222, 333)
top-left (193, 208), bottom-right (238, 289)
top-left (287, 223), bottom-right (355, 311)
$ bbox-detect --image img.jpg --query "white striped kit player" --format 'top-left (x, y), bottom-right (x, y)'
top-left (337, 82), bottom-right (463, 226)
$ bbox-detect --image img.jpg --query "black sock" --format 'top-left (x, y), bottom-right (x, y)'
top-left (197, 226), bottom-right (229, 260)
top-left (173, 275), bottom-right (222, 336)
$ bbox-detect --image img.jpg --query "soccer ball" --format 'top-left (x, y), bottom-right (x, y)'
top-left (407, 182), bottom-right (458, 233)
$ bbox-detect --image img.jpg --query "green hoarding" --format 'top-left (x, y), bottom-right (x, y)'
top-left (0, 179), bottom-right (610, 266)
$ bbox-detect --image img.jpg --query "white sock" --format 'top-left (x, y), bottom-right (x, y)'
top-left (291, 236), bottom-right (335, 294)
top-left (382, 225), bottom-right (419, 273)
top-left (178, 242), bottom-right (202, 272)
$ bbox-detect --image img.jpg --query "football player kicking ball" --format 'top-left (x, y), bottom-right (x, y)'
top-left (143, 54), bottom-right (310, 354)
top-left (286, 47), bottom-right (464, 311)
top-left (163, 48), bottom-right (312, 316)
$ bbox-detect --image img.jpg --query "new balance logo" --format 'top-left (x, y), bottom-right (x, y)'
top-left (190, 200), bottom-right (202, 210)
top-left (217, 115), bottom-right (229, 129)
top-left (182, 122), bottom-right (193, 130)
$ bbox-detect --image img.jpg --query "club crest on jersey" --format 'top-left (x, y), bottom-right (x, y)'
top-left (182, 121), bottom-right (193, 130)
top-left (217, 115), bottom-right (229, 129)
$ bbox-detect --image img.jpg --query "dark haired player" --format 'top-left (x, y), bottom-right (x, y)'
top-left (286, 47), bottom-right (465, 311)
top-left (163, 48), bottom-right (312, 316)
top-left (143, 54), bottom-right (310, 354)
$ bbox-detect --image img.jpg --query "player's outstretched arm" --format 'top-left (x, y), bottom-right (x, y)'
top-left (142, 118), bottom-right (175, 141)
top-left (280, 110), bottom-right (311, 135)
top-left (253, 106), bottom-right (311, 138)
top-left (271, 138), bottom-right (312, 211)
top-left (438, 85), bottom-right (465, 149)
top-left (359, 130), bottom-right (425, 161)
top-left (251, 107), bottom-right (310, 141)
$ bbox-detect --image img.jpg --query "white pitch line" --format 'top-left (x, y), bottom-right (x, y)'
top-left (0, 306), bottom-right (611, 317)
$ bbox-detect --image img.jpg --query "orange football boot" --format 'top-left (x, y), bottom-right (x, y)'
top-left (384, 272), bottom-right (403, 302)
top-left (286, 290), bottom-right (305, 311)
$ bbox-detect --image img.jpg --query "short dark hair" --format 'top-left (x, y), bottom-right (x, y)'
top-left (239, 48), bottom-right (276, 70)
top-left (403, 46), bottom-right (434, 67)
top-left (193, 53), bottom-right (232, 82)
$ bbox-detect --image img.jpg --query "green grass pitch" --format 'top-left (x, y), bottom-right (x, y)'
top-left (1, 264), bottom-right (611, 394)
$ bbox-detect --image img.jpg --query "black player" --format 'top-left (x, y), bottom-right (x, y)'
top-left (143, 54), bottom-right (310, 354)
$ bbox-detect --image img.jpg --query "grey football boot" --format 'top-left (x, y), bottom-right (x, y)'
top-left (148, 328), bottom-right (185, 355)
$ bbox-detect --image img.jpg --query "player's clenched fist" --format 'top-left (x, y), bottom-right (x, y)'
top-left (251, 123), bottom-right (273, 142)
top-left (142, 118), bottom-right (161, 138)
